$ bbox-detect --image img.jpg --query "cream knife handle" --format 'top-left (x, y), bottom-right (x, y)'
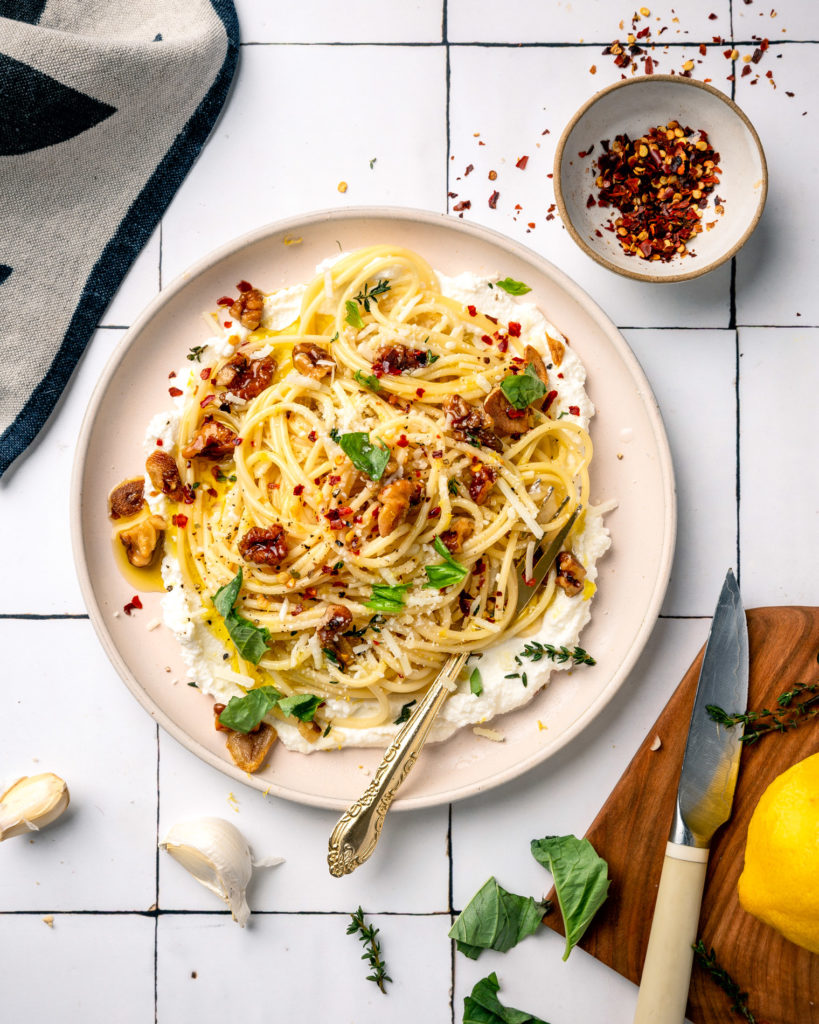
top-left (633, 842), bottom-right (709, 1024)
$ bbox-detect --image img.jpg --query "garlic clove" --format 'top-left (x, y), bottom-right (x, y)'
top-left (0, 773), bottom-right (70, 841)
top-left (160, 817), bottom-right (282, 927)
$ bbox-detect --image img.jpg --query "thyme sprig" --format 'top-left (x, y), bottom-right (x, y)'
top-left (692, 940), bottom-right (757, 1022)
top-left (517, 642), bottom-right (596, 667)
top-left (354, 278), bottom-right (391, 312)
top-left (347, 906), bottom-right (392, 993)
top-left (707, 681), bottom-right (819, 744)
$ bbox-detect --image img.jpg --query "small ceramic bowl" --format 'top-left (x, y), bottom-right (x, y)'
top-left (554, 75), bottom-right (767, 283)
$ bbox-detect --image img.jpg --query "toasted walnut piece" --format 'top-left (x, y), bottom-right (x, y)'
top-left (484, 388), bottom-right (531, 437)
top-left (468, 465), bottom-right (496, 506)
top-left (145, 451), bottom-right (183, 500)
top-left (213, 353), bottom-right (247, 388)
top-left (119, 514), bottom-right (166, 567)
top-left (213, 703), bottom-right (228, 731)
top-left (444, 394), bottom-right (503, 453)
top-left (181, 420), bottom-right (239, 460)
top-left (547, 333), bottom-right (565, 367)
top-left (229, 287), bottom-right (264, 330)
top-left (293, 342), bottom-right (334, 380)
top-left (440, 516), bottom-right (475, 554)
top-left (377, 479), bottom-right (413, 537)
top-left (555, 551), bottom-right (587, 596)
top-left (524, 345), bottom-right (550, 411)
top-left (225, 722), bottom-right (276, 773)
top-left (109, 478), bottom-right (145, 519)
top-left (215, 353), bottom-right (277, 401)
top-left (238, 525), bottom-right (288, 567)
top-left (296, 719), bottom-right (323, 744)
top-left (317, 605), bottom-right (352, 647)
top-left (372, 344), bottom-right (428, 375)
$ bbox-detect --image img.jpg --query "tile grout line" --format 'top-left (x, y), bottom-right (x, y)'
top-left (728, 0), bottom-right (741, 589)
top-left (0, 908), bottom-right (457, 917)
top-left (236, 39), bottom-right (818, 48)
top-left (0, 613), bottom-right (89, 620)
top-left (154, 723), bottom-right (160, 1024)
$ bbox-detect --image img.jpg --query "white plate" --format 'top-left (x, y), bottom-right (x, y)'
top-left (71, 207), bottom-right (676, 810)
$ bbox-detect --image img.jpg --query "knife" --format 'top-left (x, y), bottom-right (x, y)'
top-left (633, 569), bottom-right (748, 1024)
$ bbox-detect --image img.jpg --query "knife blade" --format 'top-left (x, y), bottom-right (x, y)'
top-left (514, 503), bottom-right (583, 617)
top-left (634, 569), bottom-right (748, 1024)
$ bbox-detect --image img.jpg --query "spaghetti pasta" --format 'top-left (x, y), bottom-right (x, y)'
top-left (142, 245), bottom-right (602, 749)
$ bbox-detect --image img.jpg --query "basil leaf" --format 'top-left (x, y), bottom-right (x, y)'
top-left (213, 570), bottom-right (243, 619)
top-left (277, 693), bottom-right (323, 722)
top-left (470, 667), bottom-right (483, 696)
top-left (218, 685), bottom-right (281, 733)
top-left (530, 835), bottom-right (610, 960)
top-left (500, 364), bottom-right (547, 411)
top-left (338, 431), bottom-right (391, 481)
top-left (496, 277), bottom-right (532, 296)
top-left (365, 583), bottom-right (410, 614)
top-left (354, 369), bottom-right (381, 392)
top-left (345, 300), bottom-right (364, 329)
top-left (393, 699), bottom-right (416, 725)
top-left (449, 877), bottom-right (547, 960)
top-left (212, 570), bottom-right (271, 664)
top-left (463, 972), bottom-right (550, 1024)
top-left (423, 536), bottom-right (468, 590)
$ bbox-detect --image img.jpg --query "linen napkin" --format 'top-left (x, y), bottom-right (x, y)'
top-left (0, 0), bottom-right (239, 477)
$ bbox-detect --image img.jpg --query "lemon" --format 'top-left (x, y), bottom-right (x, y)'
top-left (737, 751), bottom-right (819, 953)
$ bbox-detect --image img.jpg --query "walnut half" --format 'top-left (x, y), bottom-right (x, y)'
top-left (118, 514), bottom-right (166, 567)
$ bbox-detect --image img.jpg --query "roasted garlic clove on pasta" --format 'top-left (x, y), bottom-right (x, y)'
top-left (377, 479), bottom-right (414, 537)
top-left (181, 419), bottom-right (239, 460)
top-left (555, 551), bottom-right (587, 596)
top-left (145, 450), bottom-right (184, 500)
top-left (229, 283), bottom-right (264, 330)
top-left (293, 342), bottom-right (334, 380)
top-left (225, 722), bottom-right (276, 773)
top-left (547, 333), bottom-right (565, 367)
top-left (238, 525), bottom-right (288, 567)
top-left (483, 388), bottom-right (530, 436)
top-left (119, 514), bottom-right (166, 567)
top-left (109, 477), bottom-right (146, 519)
top-left (524, 345), bottom-right (550, 410)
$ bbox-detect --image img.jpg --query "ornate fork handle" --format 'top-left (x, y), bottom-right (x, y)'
top-left (327, 652), bottom-right (467, 877)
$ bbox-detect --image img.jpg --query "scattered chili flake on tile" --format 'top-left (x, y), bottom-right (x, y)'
top-left (453, 200), bottom-right (471, 214)
top-left (488, 190), bottom-right (499, 209)
top-left (465, 164), bottom-right (474, 175)
top-left (590, 64), bottom-right (597, 74)
top-left (516, 155), bottom-right (529, 169)
top-left (488, 169), bottom-right (497, 180)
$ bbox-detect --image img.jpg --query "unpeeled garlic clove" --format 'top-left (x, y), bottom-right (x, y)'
top-left (0, 773), bottom-right (70, 841)
top-left (159, 817), bottom-right (283, 927)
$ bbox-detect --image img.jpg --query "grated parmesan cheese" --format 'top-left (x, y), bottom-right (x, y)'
top-left (496, 478), bottom-right (544, 539)
top-left (473, 726), bottom-right (505, 742)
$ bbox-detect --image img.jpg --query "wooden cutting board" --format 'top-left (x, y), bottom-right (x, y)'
top-left (544, 607), bottom-right (819, 1024)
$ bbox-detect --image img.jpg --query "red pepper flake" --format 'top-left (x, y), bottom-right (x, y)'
top-left (123, 595), bottom-right (143, 616)
top-left (200, 394), bottom-right (216, 408)
top-left (467, 305), bottom-right (477, 317)
top-left (586, 194), bottom-right (597, 208)
top-left (699, 43), bottom-right (707, 56)
top-left (168, 371), bottom-right (177, 379)
top-left (557, 372), bottom-right (564, 379)
top-left (432, 449), bottom-right (443, 458)
top-left (415, 387), bottom-right (425, 398)
top-left (506, 407), bottom-right (527, 420)
top-left (293, 484), bottom-right (304, 496)
top-left (708, 11), bottom-right (718, 18)
top-left (223, 321), bottom-right (232, 328)
top-left (207, 487), bottom-right (218, 498)
top-left (397, 434), bottom-right (409, 448)
top-left (169, 386), bottom-right (183, 397)
top-left (516, 155), bottom-right (529, 169)
top-left (488, 190), bottom-right (499, 209)
top-left (645, 55), bottom-right (654, 74)
top-left (568, 405), bottom-right (580, 416)
top-left (304, 587), bottom-right (317, 600)
top-left (200, 367), bottom-right (212, 380)
top-left (308, 430), bottom-right (317, 442)
top-left (464, 164), bottom-right (474, 175)
top-left (172, 514), bottom-right (189, 528)
top-left (216, 296), bottom-right (233, 306)
top-left (578, 145), bottom-right (594, 158)
top-left (527, 222), bottom-right (535, 229)
top-left (236, 280), bottom-right (252, 292)
top-left (786, 91), bottom-right (795, 97)
top-left (543, 390), bottom-right (558, 413)
top-left (429, 506), bottom-right (441, 518)
top-left (498, 338), bottom-right (509, 354)
top-left (508, 322), bottom-right (521, 338)
top-left (741, 65), bottom-right (752, 76)
top-left (453, 200), bottom-right (471, 213)
top-left (156, 438), bottom-right (164, 446)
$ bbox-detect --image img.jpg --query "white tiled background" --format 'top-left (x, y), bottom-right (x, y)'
top-left (2, 2), bottom-right (818, 1022)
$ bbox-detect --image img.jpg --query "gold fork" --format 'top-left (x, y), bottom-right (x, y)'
top-left (327, 503), bottom-right (582, 877)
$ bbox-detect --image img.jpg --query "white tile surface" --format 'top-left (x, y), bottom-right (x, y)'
top-left (448, 1), bottom-right (731, 43)
top-left (735, 44), bottom-right (819, 326)
top-left (161, 44), bottom-right (448, 284)
top-left (235, 0), bottom-right (444, 42)
top-left (734, 1), bottom-right (817, 42)
top-left (739, 327), bottom-right (819, 606)
top-left (0, 327), bottom-right (123, 614)
top-left (157, 912), bottom-right (452, 1022)
top-left (448, 44), bottom-right (733, 327)
top-left (0, 915), bottom-right (154, 1022)
top-left (0, 620), bottom-right (157, 911)
top-left (158, 730), bottom-right (450, 913)
top-left (624, 329), bottom-right (737, 616)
